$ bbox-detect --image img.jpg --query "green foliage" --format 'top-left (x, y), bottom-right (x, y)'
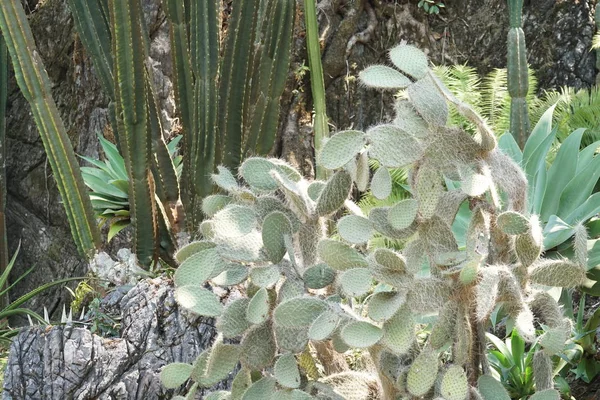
top-left (160, 43), bottom-right (596, 399)
top-left (418, 0), bottom-right (445, 15)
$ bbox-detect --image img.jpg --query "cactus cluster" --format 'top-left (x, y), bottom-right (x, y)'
top-left (161, 44), bottom-right (590, 399)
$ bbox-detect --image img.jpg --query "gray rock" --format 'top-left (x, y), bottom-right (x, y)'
top-left (2, 278), bottom-right (230, 400)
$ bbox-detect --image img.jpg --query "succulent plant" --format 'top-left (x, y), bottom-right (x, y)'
top-left (162, 44), bottom-right (590, 399)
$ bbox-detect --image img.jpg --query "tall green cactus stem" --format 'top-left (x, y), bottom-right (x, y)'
top-left (109, 0), bottom-right (156, 267)
top-left (507, 0), bottom-right (530, 148)
top-left (304, 0), bottom-right (330, 180)
top-left (0, 0), bottom-right (101, 257)
top-left (0, 34), bottom-right (8, 308)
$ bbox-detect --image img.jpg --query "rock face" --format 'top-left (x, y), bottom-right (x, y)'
top-left (2, 278), bottom-right (225, 399)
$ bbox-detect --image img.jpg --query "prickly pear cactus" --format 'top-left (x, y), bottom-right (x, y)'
top-left (162, 44), bottom-right (587, 399)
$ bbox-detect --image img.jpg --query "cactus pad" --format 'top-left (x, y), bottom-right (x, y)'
top-left (175, 286), bottom-right (223, 317)
top-left (337, 215), bottom-right (373, 244)
top-left (478, 375), bottom-right (511, 400)
top-left (407, 75), bottom-right (448, 126)
top-left (341, 321), bottom-right (384, 348)
top-left (241, 323), bottom-right (276, 370)
top-left (339, 268), bottom-right (373, 297)
top-left (212, 166), bottom-right (239, 192)
top-left (317, 239), bottom-right (368, 270)
top-left (213, 205), bottom-right (257, 238)
top-left (274, 297), bottom-right (328, 328)
top-left (388, 199), bottom-right (419, 230)
top-left (275, 325), bottom-right (309, 353)
top-left (303, 263), bottom-right (336, 289)
top-left (203, 342), bottom-right (242, 387)
top-left (160, 362), bottom-right (193, 389)
top-left (174, 248), bottom-right (223, 287)
top-left (370, 166), bottom-right (393, 200)
top-left (246, 287), bottom-right (270, 325)
top-left (241, 377), bottom-right (277, 400)
top-left (308, 310), bottom-right (340, 340)
top-left (217, 298), bottom-right (251, 338)
top-left (381, 306), bottom-right (414, 354)
top-left (406, 349), bottom-right (439, 396)
top-left (368, 291), bottom-right (406, 322)
top-left (367, 124), bottom-right (424, 168)
top-left (356, 151), bottom-right (370, 191)
top-left (429, 301), bottom-right (457, 349)
top-left (388, 44), bottom-right (428, 80)
top-left (316, 170), bottom-right (352, 216)
top-left (359, 65), bottom-right (412, 89)
top-left (496, 211), bottom-right (530, 235)
top-left (416, 163), bottom-right (443, 219)
top-left (211, 264), bottom-right (249, 286)
top-left (262, 211), bottom-right (292, 263)
top-left (239, 158), bottom-right (283, 191)
top-left (202, 195), bottom-right (233, 217)
top-left (175, 241), bottom-right (217, 263)
top-left (529, 259), bottom-right (587, 288)
top-left (274, 353), bottom-right (301, 389)
top-left (529, 390), bottom-right (560, 400)
top-left (533, 350), bottom-right (553, 391)
top-left (440, 365), bottom-right (468, 400)
top-left (319, 130), bottom-right (366, 170)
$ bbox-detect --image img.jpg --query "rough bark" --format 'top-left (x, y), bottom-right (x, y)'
top-left (2, 278), bottom-right (225, 399)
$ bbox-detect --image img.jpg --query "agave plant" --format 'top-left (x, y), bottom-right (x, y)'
top-left (157, 44), bottom-right (590, 400)
top-left (80, 135), bottom-right (182, 242)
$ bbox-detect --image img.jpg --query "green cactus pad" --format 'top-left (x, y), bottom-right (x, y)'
top-left (174, 286), bottom-right (223, 317)
top-left (262, 211), bottom-right (292, 263)
top-left (278, 277), bottom-right (306, 303)
top-left (496, 211), bottom-right (530, 235)
top-left (239, 157), bottom-right (282, 191)
top-left (216, 229), bottom-right (263, 263)
top-left (200, 221), bottom-right (216, 239)
top-left (205, 391), bottom-right (230, 400)
top-left (275, 389), bottom-right (314, 400)
top-left (529, 259), bottom-right (587, 288)
top-left (388, 199), bottom-right (419, 230)
top-left (202, 195), bottom-right (233, 217)
top-left (308, 310), bottom-right (340, 340)
top-left (394, 100), bottom-right (429, 138)
top-left (212, 166), bottom-right (240, 192)
top-left (368, 291), bottom-right (406, 322)
top-left (203, 342), bottom-right (242, 387)
top-left (440, 365), bottom-right (468, 400)
top-left (407, 75), bottom-right (448, 127)
top-left (435, 190), bottom-right (469, 226)
top-left (246, 287), bottom-right (270, 325)
top-left (341, 321), bottom-right (383, 348)
top-left (373, 248), bottom-right (407, 271)
top-left (318, 130), bottom-right (366, 170)
top-left (529, 291), bottom-right (564, 328)
top-left (211, 264), bottom-right (249, 286)
top-left (175, 241), bottom-right (217, 263)
top-left (231, 369), bottom-right (253, 400)
top-left (241, 377), bottom-right (277, 400)
top-left (459, 258), bottom-right (481, 285)
top-left (317, 239), bottom-right (368, 270)
top-left (371, 264), bottom-right (409, 287)
top-left (339, 268), bottom-right (373, 297)
top-left (255, 196), bottom-right (300, 232)
top-left (303, 263), bottom-right (336, 289)
top-left (370, 166), bottom-right (392, 200)
top-left (174, 248), bottom-right (224, 287)
top-left (367, 125), bottom-right (424, 168)
top-left (529, 390), bottom-right (560, 400)
top-left (478, 375), bottom-right (511, 400)
top-left (217, 298), bottom-right (251, 338)
top-left (539, 325), bottom-right (569, 355)
top-left (316, 170), bottom-right (353, 216)
top-left (460, 168), bottom-right (491, 197)
top-left (271, 170), bottom-right (309, 217)
top-left (406, 349), bottom-right (439, 396)
top-left (250, 265), bottom-right (281, 288)
top-left (388, 44), bottom-right (428, 80)
top-left (515, 306), bottom-right (536, 342)
top-left (406, 278), bottom-right (450, 313)
top-left (574, 223), bottom-right (588, 267)
top-left (475, 267), bottom-right (500, 321)
top-left (454, 311), bottom-right (472, 366)
top-left (533, 350), bottom-right (553, 391)
top-left (429, 301), bottom-right (457, 349)
top-left (213, 205), bottom-right (257, 239)
top-left (337, 215), bottom-right (373, 244)
top-left (160, 362), bottom-right (192, 389)
top-left (369, 207), bottom-right (416, 239)
top-left (416, 163), bottom-right (444, 219)
top-left (275, 354), bottom-right (301, 389)
top-left (240, 323), bottom-right (276, 370)
top-left (307, 181), bottom-right (326, 201)
top-left (355, 151), bottom-right (370, 191)
top-left (274, 297), bottom-right (328, 328)
top-left (322, 372), bottom-right (378, 400)
top-left (381, 306), bottom-right (414, 354)
top-left (359, 65), bottom-right (412, 89)
top-left (275, 324), bottom-right (309, 353)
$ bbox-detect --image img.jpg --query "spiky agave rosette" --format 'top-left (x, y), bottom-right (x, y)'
top-left (161, 45), bottom-right (587, 400)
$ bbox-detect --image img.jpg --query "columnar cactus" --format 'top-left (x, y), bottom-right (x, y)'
top-left (507, 0), bottom-right (531, 148)
top-left (162, 45), bottom-right (587, 399)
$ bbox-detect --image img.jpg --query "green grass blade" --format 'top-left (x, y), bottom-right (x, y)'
top-left (305, 0), bottom-right (330, 180)
top-left (0, 0), bottom-right (101, 257)
top-left (109, 0), bottom-right (156, 267)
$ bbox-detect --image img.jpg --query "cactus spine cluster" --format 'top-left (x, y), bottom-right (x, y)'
top-left (162, 44), bottom-right (588, 399)
top-left (507, 0), bottom-right (531, 149)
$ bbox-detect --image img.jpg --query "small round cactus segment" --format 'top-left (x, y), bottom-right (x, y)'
top-left (359, 65), bottom-right (412, 89)
top-left (318, 130), bottom-right (366, 170)
top-left (174, 286), bottom-right (223, 317)
top-left (160, 363), bottom-right (193, 389)
top-left (388, 44), bottom-right (429, 80)
top-left (341, 321), bottom-right (383, 348)
top-left (275, 353), bottom-right (301, 389)
top-left (440, 365), bottom-right (469, 400)
top-left (406, 349), bottom-right (439, 396)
